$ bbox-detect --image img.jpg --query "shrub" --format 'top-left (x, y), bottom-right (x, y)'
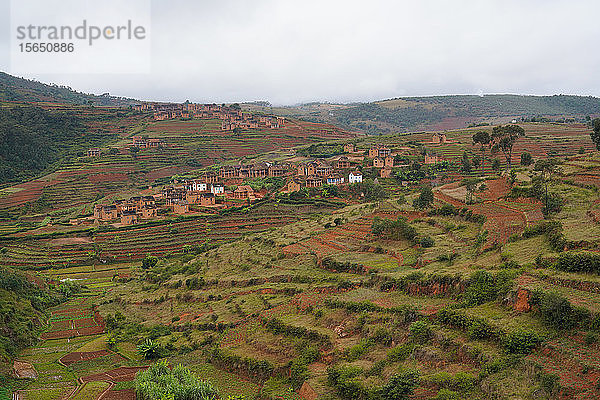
top-left (408, 321), bottom-right (432, 343)
top-left (135, 360), bottom-right (217, 400)
top-left (504, 330), bottom-right (541, 354)
top-left (142, 255), bottom-right (159, 269)
top-left (555, 252), bottom-right (600, 274)
top-left (462, 271), bottom-right (497, 306)
top-left (387, 342), bottom-right (416, 362)
top-left (137, 338), bottom-right (161, 359)
top-left (420, 236), bottom-right (435, 248)
top-left (380, 369), bottom-right (420, 400)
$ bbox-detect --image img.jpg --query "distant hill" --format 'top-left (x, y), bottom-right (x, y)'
top-left (0, 72), bottom-right (139, 106)
top-left (245, 94), bottom-right (600, 134)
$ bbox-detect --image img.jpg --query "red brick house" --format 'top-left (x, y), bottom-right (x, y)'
top-left (373, 157), bottom-right (385, 168)
top-left (335, 156), bottom-right (350, 169)
top-left (305, 175), bottom-right (323, 188)
top-left (233, 185), bottom-right (254, 199)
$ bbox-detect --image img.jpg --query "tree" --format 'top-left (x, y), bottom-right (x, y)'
top-left (491, 125), bottom-right (525, 168)
top-left (137, 338), bottom-right (161, 359)
top-left (492, 158), bottom-right (500, 172)
top-left (520, 152), bottom-right (533, 166)
top-left (413, 186), bottom-right (434, 209)
top-left (460, 151), bottom-right (472, 174)
top-left (472, 130), bottom-right (491, 175)
top-left (462, 178), bottom-right (480, 204)
top-left (534, 159), bottom-right (561, 215)
top-left (380, 369), bottom-right (420, 400)
top-left (591, 118), bottom-right (600, 150)
top-left (472, 154), bottom-right (482, 171)
top-left (142, 255), bottom-right (158, 269)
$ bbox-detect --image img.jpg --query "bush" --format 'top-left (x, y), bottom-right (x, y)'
top-left (413, 186), bottom-right (434, 209)
top-left (135, 360), bottom-right (217, 400)
top-left (504, 330), bottom-right (541, 354)
top-left (381, 369), bottom-right (420, 400)
top-left (419, 236), bottom-right (435, 248)
top-left (142, 255), bottom-right (159, 269)
top-left (372, 216), bottom-right (417, 242)
top-left (387, 343), bottom-right (416, 362)
top-left (555, 251), bottom-right (600, 274)
top-left (462, 271), bottom-right (497, 306)
top-left (408, 321), bottom-right (432, 343)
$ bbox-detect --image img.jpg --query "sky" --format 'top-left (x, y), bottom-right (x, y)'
top-left (0, 0), bottom-right (599, 105)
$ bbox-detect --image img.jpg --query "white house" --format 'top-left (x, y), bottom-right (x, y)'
top-left (210, 184), bottom-right (225, 195)
top-left (348, 171), bottom-right (363, 184)
top-left (186, 180), bottom-right (207, 192)
top-left (326, 174), bottom-right (344, 185)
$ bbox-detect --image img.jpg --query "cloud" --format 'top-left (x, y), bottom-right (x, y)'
top-left (1, 0), bottom-right (599, 104)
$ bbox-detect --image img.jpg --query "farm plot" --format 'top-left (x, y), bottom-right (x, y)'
top-left (42, 297), bottom-right (105, 340)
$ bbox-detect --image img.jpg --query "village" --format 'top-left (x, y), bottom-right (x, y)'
top-left (90, 133), bottom-right (449, 226)
top-left (134, 102), bottom-right (285, 131)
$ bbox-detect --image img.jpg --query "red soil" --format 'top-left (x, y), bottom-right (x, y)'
top-left (59, 350), bottom-right (113, 366)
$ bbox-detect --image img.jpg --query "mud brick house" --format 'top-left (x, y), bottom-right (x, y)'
top-left (373, 157), bottom-right (385, 168)
top-left (201, 171), bottom-right (218, 183)
top-left (276, 116), bottom-right (285, 127)
top-left (172, 201), bottom-right (189, 214)
top-left (147, 139), bottom-right (162, 148)
top-left (326, 174), bottom-right (344, 185)
top-left (268, 164), bottom-right (287, 177)
top-left (313, 161), bottom-right (333, 177)
top-left (139, 206), bottom-right (157, 219)
top-left (211, 184), bottom-right (225, 195)
top-left (136, 196), bottom-right (156, 208)
top-left (132, 136), bottom-right (147, 148)
top-left (305, 175), bottom-right (323, 188)
top-left (335, 156), bottom-right (350, 169)
top-left (163, 186), bottom-right (187, 206)
top-left (380, 167), bottom-right (393, 178)
top-left (185, 190), bottom-right (203, 204)
top-left (220, 166), bottom-right (239, 179)
top-left (297, 164), bottom-right (309, 176)
top-left (385, 156), bottom-right (394, 168)
top-left (120, 210), bottom-right (138, 225)
top-left (424, 154), bottom-right (438, 164)
top-left (233, 185), bottom-right (254, 199)
top-left (248, 163), bottom-right (269, 178)
top-left (348, 171), bottom-right (363, 184)
top-left (87, 148), bottom-right (100, 157)
top-left (94, 205), bottom-right (118, 221)
top-left (432, 132), bottom-right (447, 144)
top-left (285, 178), bottom-right (302, 193)
top-left (200, 193), bottom-right (216, 206)
top-left (369, 145), bottom-right (391, 158)
top-left (344, 143), bottom-right (356, 153)
top-left (222, 121), bottom-right (234, 131)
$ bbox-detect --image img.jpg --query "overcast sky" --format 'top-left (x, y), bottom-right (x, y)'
top-left (1, 0), bottom-right (599, 105)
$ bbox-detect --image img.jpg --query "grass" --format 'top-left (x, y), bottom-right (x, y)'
top-left (20, 387), bottom-right (73, 400)
top-left (187, 362), bottom-right (261, 398)
top-left (72, 382), bottom-right (110, 400)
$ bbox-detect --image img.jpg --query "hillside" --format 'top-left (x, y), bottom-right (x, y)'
top-left (0, 72), bottom-right (138, 106)
top-left (0, 103), bottom-right (147, 187)
top-left (245, 94), bottom-right (600, 134)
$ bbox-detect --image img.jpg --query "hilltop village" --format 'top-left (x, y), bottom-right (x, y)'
top-left (135, 102), bottom-right (285, 131)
